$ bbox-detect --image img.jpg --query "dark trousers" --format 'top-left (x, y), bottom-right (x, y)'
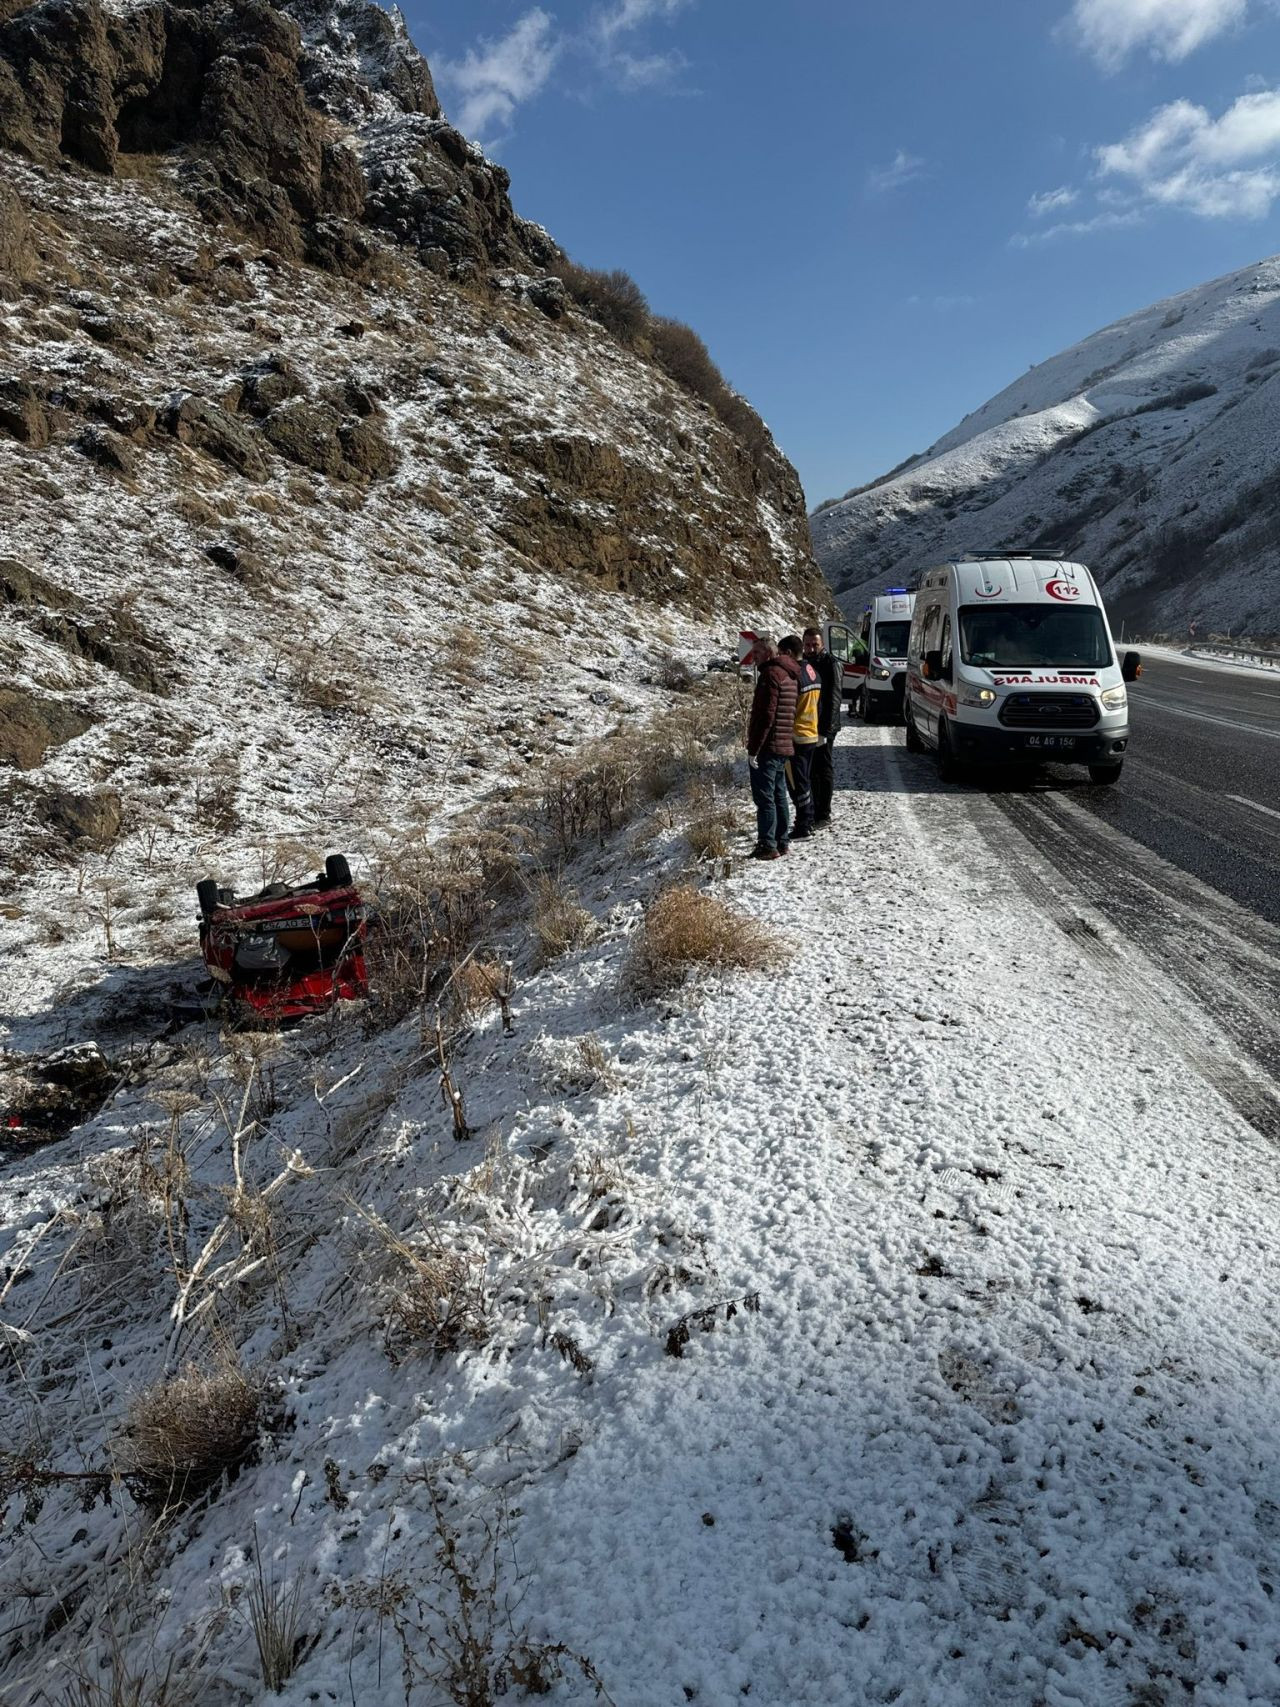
top-left (811, 738), bottom-right (835, 823)
top-left (749, 755), bottom-right (790, 851)
top-left (786, 745), bottom-right (817, 835)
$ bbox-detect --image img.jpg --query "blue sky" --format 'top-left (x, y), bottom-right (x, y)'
top-left (402, 0), bottom-right (1280, 505)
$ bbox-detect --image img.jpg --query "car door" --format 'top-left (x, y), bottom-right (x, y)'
top-left (917, 603), bottom-right (944, 742)
top-left (825, 621), bottom-right (867, 702)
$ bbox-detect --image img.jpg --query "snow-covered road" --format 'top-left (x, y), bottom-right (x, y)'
top-left (514, 722), bottom-right (1280, 1706)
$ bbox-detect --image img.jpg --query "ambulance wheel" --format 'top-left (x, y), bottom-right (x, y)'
top-left (196, 878), bottom-right (221, 917)
top-left (936, 721), bottom-right (962, 782)
top-left (1089, 761), bottom-right (1123, 785)
top-left (904, 708), bottom-right (924, 753)
top-left (325, 852), bottom-right (353, 887)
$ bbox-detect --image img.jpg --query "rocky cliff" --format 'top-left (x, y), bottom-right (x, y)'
top-left (0, 0), bottom-right (827, 1013)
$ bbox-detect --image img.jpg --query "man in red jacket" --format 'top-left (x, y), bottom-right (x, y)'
top-left (744, 630), bottom-right (799, 860)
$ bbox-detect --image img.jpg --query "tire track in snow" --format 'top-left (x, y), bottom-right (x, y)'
top-left (970, 783), bottom-right (1280, 1144)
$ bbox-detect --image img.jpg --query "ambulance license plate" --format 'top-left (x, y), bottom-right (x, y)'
top-left (1027, 735), bottom-right (1076, 749)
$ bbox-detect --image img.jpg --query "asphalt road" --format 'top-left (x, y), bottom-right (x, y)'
top-left (976, 650), bottom-right (1280, 1140)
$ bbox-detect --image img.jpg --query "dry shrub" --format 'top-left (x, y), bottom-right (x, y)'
top-left (364, 841), bottom-right (503, 1028)
top-left (627, 884), bottom-right (779, 998)
top-left (531, 877), bottom-right (595, 966)
top-left (451, 957), bottom-right (506, 1018)
top-left (646, 316), bottom-right (773, 466)
top-left (361, 1210), bottom-right (491, 1361)
top-left (686, 802), bottom-right (738, 861)
top-left (116, 1361), bottom-right (272, 1512)
top-left (659, 654), bottom-right (697, 693)
top-left (551, 256), bottom-right (649, 342)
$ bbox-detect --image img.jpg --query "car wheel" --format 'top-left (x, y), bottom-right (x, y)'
top-left (325, 852), bottom-right (354, 887)
top-left (937, 720), bottom-right (962, 782)
top-left (196, 878), bottom-right (221, 917)
top-left (904, 707), bottom-right (924, 753)
top-left (1089, 761), bottom-right (1123, 785)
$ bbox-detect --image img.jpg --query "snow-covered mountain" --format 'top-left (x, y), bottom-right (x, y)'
top-left (812, 258), bottom-right (1280, 639)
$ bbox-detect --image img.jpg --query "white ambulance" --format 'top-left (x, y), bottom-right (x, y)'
top-left (902, 552), bottom-right (1140, 784)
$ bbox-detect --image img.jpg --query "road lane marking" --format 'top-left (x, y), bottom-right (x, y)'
top-left (1137, 692), bottom-right (1280, 740)
top-left (1227, 794), bottom-right (1280, 823)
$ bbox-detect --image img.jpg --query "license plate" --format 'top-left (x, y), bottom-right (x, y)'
top-left (1027, 735), bottom-right (1076, 749)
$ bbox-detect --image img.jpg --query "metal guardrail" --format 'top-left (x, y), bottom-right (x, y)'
top-left (1188, 643), bottom-right (1280, 669)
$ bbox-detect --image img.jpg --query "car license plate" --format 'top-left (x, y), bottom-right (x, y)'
top-left (1027, 735), bottom-right (1076, 749)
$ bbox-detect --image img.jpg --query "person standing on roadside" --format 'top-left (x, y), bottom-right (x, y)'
top-left (744, 630), bottom-right (799, 861)
top-left (803, 625), bottom-right (842, 826)
top-left (778, 635), bottom-right (821, 839)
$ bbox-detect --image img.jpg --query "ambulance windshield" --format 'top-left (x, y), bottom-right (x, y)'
top-left (959, 605), bottom-right (1111, 670)
top-left (874, 621), bottom-right (911, 657)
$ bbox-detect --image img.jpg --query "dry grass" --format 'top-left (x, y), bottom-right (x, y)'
top-left (451, 957), bottom-right (507, 1018)
top-left (530, 876), bottom-right (596, 966)
top-left (359, 1207), bottom-right (491, 1361)
top-left (686, 801), bottom-right (738, 861)
top-left (244, 1538), bottom-right (308, 1694)
top-left (115, 1361), bottom-right (271, 1512)
top-left (626, 884), bottom-right (780, 998)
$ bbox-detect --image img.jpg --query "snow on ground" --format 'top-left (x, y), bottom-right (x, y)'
top-left (4, 715), bottom-right (1278, 1705)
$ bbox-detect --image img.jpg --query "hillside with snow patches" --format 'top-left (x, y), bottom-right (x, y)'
top-left (812, 257), bottom-right (1280, 637)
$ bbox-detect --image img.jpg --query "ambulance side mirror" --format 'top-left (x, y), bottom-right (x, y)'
top-left (1122, 650), bottom-right (1142, 682)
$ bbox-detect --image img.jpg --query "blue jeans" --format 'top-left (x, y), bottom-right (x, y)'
top-left (749, 755), bottom-right (790, 851)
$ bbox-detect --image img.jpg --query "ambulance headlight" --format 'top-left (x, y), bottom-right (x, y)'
top-left (959, 685), bottom-right (997, 708)
top-left (1100, 685), bottom-right (1127, 711)
top-left (871, 666), bottom-right (892, 681)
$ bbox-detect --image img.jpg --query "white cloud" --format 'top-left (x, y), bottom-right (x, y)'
top-left (1097, 87), bottom-right (1280, 217)
top-left (436, 9), bottom-right (560, 142)
top-left (1009, 208), bottom-right (1144, 247)
top-left (1068, 0), bottom-right (1248, 69)
top-left (867, 150), bottom-right (926, 194)
top-left (1027, 185), bottom-right (1079, 217)
top-left (594, 0), bottom-right (691, 45)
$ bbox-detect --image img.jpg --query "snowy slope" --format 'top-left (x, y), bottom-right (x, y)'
top-left (812, 258), bottom-right (1280, 638)
top-left (5, 719), bottom-right (1279, 1706)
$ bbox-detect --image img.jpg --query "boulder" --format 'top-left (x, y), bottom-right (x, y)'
top-left (239, 355), bottom-right (305, 416)
top-left (338, 414), bottom-right (396, 478)
top-left (161, 391), bottom-right (266, 479)
top-left (261, 395), bottom-right (345, 476)
top-left (0, 376), bottom-right (52, 445)
top-left (38, 786), bottom-right (122, 845)
top-left (0, 180), bottom-right (32, 297)
top-left (0, 687), bottom-right (92, 769)
top-left (76, 424), bottom-right (137, 477)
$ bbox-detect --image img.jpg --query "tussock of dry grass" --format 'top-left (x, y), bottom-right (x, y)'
top-left (116, 1362), bottom-right (270, 1512)
top-left (450, 957), bottom-right (507, 1017)
top-left (361, 1210), bottom-right (491, 1361)
top-left (686, 802), bottom-right (738, 861)
top-left (530, 877), bottom-right (596, 965)
top-left (627, 884), bottom-right (780, 998)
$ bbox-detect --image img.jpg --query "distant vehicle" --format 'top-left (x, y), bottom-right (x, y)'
top-left (903, 552), bottom-right (1141, 784)
top-left (196, 854), bottom-right (371, 1020)
top-left (849, 590), bottom-right (915, 722)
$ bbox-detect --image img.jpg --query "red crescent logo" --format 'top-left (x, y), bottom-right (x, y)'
top-left (1045, 579), bottom-right (1082, 601)
top-left (973, 585), bottom-right (1003, 599)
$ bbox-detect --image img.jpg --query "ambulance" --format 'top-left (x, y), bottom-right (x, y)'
top-left (902, 552), bottom-right (1141, 784)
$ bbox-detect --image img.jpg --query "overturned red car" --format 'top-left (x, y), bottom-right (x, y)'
top-left (197, 853), bottom-right (371, 1020)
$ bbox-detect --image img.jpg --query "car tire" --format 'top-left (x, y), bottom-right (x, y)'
top-left (325, 852), bottom-right (354, 887)
top-left (196, 878), bottom-right (221, 917)
top-left (936, 720), bottom-right (961, 783)
top-left (1089, 761), bottom-right (1123, 785)
top-left (904, 707), bottom-right (924, 753)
